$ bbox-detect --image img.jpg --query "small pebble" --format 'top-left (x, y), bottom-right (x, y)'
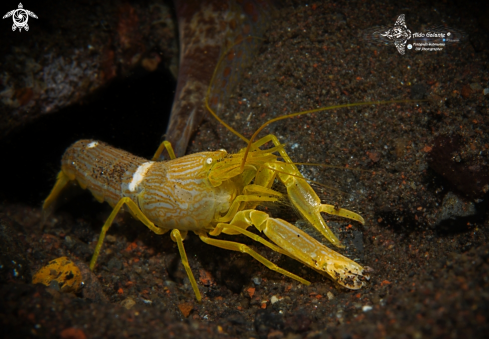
top-left (106, 235), bottom-right (117, 243)
top-left (252, 276), bottom-right (262, 285)
top-left (107, 257), bottom-right (123, 271)
top-left (470, 83), bottom-right (482, 91)
top-left (64, 236), bottom-right (73, 249)
top-left (434, 191), bottom-right (477, 228)
top-left (271, 295), bottom-right (279, 304)
top-left (327, 292), bottom-right (334, 300)
top-left (121, 297), bottom-right (136, 309)
top-left (165, 280), bottom-right (176, 287)
top-left (362, 305), bottom-right (373, 312)
top-left (48, 280), bottom-right (61, 292)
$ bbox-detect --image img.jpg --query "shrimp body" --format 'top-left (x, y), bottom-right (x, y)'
top-left (41, 32), bottom-right (426, 302)
top-left (58, 140), bottom-right (237, 232)
top-left (44, 134), bottom-right (371, 302)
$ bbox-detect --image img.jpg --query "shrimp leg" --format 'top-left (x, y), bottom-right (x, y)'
top-left (90, 196), bottom-right (201, 302)
top-left (171, 229), bottom-right (201, 302)
top-left (42, 171), bottom-right (73, 223)
top-left (209, 210), bottom-right (369, 289)
top-left (152, 140), bottom-right (177, 160)
top-left (90, 197), bottom-right (169, 270)
top-left (199, 234), bottom-right (310, 285)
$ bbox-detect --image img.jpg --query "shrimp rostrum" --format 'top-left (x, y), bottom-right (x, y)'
top-left (43, 102), bottom-right (380, 302)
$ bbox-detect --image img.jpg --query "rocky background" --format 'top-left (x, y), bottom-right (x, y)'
top-left (1, 0), bottom-right (489, 338)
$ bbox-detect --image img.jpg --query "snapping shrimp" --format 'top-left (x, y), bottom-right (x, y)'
top-left (43, 126), bottom-right (374, 302)
top-left (42, 39), bottom-right (420, 302)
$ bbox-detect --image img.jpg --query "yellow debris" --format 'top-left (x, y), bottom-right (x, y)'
top-left (32, 256), bottom-right (82, 293)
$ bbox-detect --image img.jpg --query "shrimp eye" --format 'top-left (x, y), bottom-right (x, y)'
top-left (206, 158), bottom-right (213, 165)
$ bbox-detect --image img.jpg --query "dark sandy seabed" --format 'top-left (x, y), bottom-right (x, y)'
top-left (1, 0), bottom-right (489, 338)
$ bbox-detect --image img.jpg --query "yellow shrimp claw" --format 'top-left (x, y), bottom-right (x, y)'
top-left (240, 134), bottom-right (364, 248)
top-left (319, 205), bottom-right (365, 225)
top-left (270, 160), bottom-right (364, 248)
top-left (227, 210), bottom-right (371, 289)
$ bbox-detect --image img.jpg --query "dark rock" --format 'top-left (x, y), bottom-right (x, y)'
top-left (70, 220), bottom-right (95, 244)
top-left (219, 309), bottom-right (249, 336)
top-left (72, 259), bottom-right (109, 304)
top-left (352, 230), bottom-right (364, 257)
top-left (428, 134), bottom-right (489, 199)
top-left (223, 310), bottom-right (246, 326)
top-left (48, 280), bottom-right (61, 292)
top-left (107, 257), bottom-right (123, 271)
top-left (411, 84), bottom-right (427, 100)
top-left (254, 309), bottom-right (284, 339)
top-left (284, 311), bottom-right (312, 333)
top-left (434, 192), bottom-right (480, 230)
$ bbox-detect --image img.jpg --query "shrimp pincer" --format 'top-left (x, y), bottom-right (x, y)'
top-left (43, 130), bottom-right (373, 301)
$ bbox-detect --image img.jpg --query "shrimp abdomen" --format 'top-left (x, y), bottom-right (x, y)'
top-left (61, 140), bottom-right (146, 206)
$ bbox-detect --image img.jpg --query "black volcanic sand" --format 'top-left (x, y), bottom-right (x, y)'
top-left (1, 0), bottom-right (489, 338)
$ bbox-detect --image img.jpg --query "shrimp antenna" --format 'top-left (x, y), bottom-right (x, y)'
top-left (205, 36), bottom-right (264, 144)
top-left (239, 99), bottom-right (427, 171)
top-left (204, 37), bottom-right (427, 172)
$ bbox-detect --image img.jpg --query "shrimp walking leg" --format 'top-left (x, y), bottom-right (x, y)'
top-left (210, 223), bottom-right (314, 271)
top-left (199, 234), bottom-right (310, 285)
top-left (171, 229), bottom-right (202, 302)
top-left (90, 197), bottom-right (169, 270)
top-left (42, 171), bottom-right (72, 213)
top-left (210, 209), bottom-right (369, 289)
top-left (214, 188), bottom-right (281, 224)
top-left (152, 140), bottom-right (177, 160)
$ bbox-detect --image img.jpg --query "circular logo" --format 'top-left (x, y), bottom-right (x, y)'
top-left (407, 44), bottom-right (413, 49)
top-left (13, 9), bottom-right (28, 26)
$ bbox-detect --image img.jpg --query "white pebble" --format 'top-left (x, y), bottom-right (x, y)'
top-left (362, 305), bottom-right (373, 312)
